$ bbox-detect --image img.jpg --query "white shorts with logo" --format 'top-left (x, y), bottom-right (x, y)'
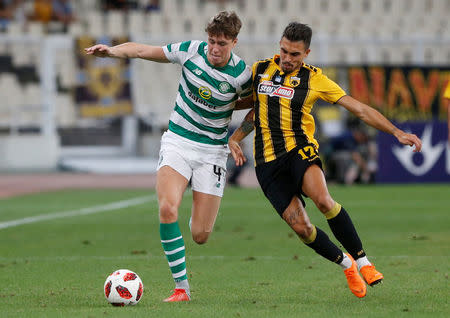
top-left (157, 131), bottom-right (229, 197)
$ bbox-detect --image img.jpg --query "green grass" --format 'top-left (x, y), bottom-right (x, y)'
top-left (0, 185), bottom-right (449, 317)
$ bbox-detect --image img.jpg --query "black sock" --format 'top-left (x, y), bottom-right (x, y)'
top-left (305, 226), bottom-right (344, 264)
top-left (327, 205), bottom-right (366, 260)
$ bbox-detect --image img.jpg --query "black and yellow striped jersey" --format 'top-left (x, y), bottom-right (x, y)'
top-left (251, 55), bottom-right (346, 165)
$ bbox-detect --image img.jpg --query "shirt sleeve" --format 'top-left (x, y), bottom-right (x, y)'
top-left (313, 71), bottom-right (346, 104)
top-left (444, 81), bottom-right (450, 99)
top-left (238, 65), bottom-right (253, 98)
top-left (162, 40), bottom-right (200, 65)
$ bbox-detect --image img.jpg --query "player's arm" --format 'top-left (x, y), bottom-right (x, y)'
top-left (85, 42), bottom-right (169, 63)
top-left (337, 95), bottom-right (422, 152)
top-left (234, 96), bottom-right (254, 110)
top-left (228, 109), bottom-right (255, 166)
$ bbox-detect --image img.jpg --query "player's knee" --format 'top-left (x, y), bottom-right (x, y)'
top-left (158, 201), bottom-right (178, 223)
top-left (192, 231), bottom-right (210, 244)
top-left (314, 195), bottom-right (334, 213)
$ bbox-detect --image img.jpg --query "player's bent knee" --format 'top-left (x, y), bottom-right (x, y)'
top-left (314, 195), bottom-right (334, 213)
top-left (192, 231), bottom-right (210, 244)
top-left (158, 201), bottom-right (178, 223)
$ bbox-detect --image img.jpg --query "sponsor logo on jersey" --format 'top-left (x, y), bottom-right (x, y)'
top-left (218, 81), bottom-right (231, 94)
top-left (257, 81), bottom-right (294, 99)
top-left (188, 90), bottom-right (216, 109)
top-left (193, 68), bottom-right (203, 76)
top-left (199, 86), bottom-right (212, 99)
top-left (258, 74), bottom-right (269, 79)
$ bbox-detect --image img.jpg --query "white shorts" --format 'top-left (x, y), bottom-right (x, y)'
top-left (157, 131), bottom-right (229, 197)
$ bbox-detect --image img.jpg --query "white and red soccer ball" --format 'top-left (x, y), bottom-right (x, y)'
top-left (104, 269), bottom-right (143, 306)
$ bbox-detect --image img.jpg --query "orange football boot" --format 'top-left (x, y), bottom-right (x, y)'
top-left (360, 264), bottom-right (384, 286)
top-left (343, 254), bottom-right (367, 298)
top-left (163, 289), bottom-right (191, 302)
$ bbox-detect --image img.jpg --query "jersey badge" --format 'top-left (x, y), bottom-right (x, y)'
top-left (218, 81), bottom-right (231, 94)
top-left (290, 76), bottom-right (301, 87)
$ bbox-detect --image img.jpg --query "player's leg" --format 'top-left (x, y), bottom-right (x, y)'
top-left (280, 196), bottom-right (366, 298)
top-left (157, 160), bottom-right (191, 302)
top-left (190, 191), bottom-right (221, 244)
top-left (256, 155), bottom-right (366, 298)
top-left (189, 162), bottom-right (226, 244)
top-left (302, 164), bottom-right (383, 286)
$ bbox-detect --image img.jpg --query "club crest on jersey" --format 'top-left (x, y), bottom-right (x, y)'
top-left (218, 81), bottom-right (231, 94)
top-left (290, 76), bottom-right (301, 87)
top-left (199, 86), bottom-right (212, 99)
top-left (257, 81), bottom-right (294, 99)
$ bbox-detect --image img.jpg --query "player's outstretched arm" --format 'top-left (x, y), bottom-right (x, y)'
top-left (85, 42), bottom-right (169, 63)
top-left (337, 95), bottom-right (422, 152)
top-left (229, 109), bottom-right (255, 166)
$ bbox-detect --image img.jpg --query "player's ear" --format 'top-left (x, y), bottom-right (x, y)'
top-left (305, 48), bottom-right (311, 57)
top-left (232, 37), bottom-right (238, 48)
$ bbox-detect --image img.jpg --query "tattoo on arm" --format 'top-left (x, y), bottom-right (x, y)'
top-left (241, 120), bottom-right (254, 134)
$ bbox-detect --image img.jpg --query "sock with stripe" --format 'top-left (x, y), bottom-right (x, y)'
top-left (302, 225), bottom-right (345, 264)
top-left (160, 222), bottom-right (190, 294)
top-left (325, 202), bottom-right (366, 261)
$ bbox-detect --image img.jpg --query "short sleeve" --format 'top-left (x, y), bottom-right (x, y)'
top-left (162, 40), bottom-right (201, 65)
top-left (444, 81), bottom-right (450, 99)
top-left (312, 72), bottom-right (346, 104)
top-left (238, 65), bottom-right (253, 98)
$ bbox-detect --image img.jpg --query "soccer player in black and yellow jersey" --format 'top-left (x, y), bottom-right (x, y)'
top-left (229, 22), bottom-right (422, 298)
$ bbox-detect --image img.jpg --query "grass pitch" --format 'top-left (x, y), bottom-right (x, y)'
top-left (0, 185), bottom-right (449, 317)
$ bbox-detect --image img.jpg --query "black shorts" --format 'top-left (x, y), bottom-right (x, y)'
top-left (255, 144), bottom-right (322, 217)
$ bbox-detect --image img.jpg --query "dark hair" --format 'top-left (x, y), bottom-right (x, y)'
top-left (282, 22), bottom-right (312, 49)
top-left (205, 11), bottom-right (242, 39)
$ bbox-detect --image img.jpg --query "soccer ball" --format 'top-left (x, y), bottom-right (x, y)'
top-left (104, 269), bottom-right (144, 306)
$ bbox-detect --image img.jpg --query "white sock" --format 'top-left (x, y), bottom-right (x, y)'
top-left (175, 279), bottom-right (190, 296)
top-left (338, 253), bottom-right (353, 270)
top-left (356, 256), bottom-right (371, 270)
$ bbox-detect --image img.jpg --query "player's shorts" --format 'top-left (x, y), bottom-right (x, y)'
top-left (157, 131), bottom-right (229, 197)
top-left (255, 144), bottom-right (323, 217)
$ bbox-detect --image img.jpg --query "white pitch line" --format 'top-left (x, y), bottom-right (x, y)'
top-left (0, 194), bottom-right (157, 230)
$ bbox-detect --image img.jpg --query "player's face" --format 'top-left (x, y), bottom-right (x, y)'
top-left (279, 37), bottom-right (310, 73)
top-left (207, 34), bottom-right (237, 68)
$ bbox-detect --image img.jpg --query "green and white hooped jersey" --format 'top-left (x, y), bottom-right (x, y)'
top-left (162, 40), bottom-right (252, 147)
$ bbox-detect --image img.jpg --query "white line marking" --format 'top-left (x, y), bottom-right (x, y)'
top-left (0, 195), bottom-right (157, 230)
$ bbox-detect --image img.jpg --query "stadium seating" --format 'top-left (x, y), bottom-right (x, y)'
top-left (0, 0), bottom-right (448, 133)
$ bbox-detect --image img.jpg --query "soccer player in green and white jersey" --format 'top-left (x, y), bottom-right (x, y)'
top-left (85, 11), bottom-right (252, 302)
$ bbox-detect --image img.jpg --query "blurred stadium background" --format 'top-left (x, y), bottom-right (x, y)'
top-left (0, 0), bottom-right (449, 187)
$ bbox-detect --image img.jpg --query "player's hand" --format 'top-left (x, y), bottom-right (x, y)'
top-left (84, 44), bottom-right (112, 58)
top-left (228, 139), bottom-right (247, 166)
top-left (395, 130), bottom-right (422, 152)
